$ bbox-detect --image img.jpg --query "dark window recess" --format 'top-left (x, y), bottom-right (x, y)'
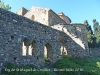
top-left (11, 36), bottom-right (14, 39)
top-left (14, 57), bottom-right (17, 60)
top-left (45, 31), bottom-right (47, 33)
top-left (37, 57), bottom-right (38, 60)
top-left (45, 31), bottom-right (48, 34)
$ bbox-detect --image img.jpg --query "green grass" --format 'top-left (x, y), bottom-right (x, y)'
top-left (54, 55), bottom-right (100, 75)
top-left (44, 56), bottom-right (49, 62)
top-left (1, 56), bottom-right (100, 75)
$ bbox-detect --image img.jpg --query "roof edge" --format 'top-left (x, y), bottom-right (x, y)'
top-left (49, 9), bottom-right (67, 24)
top-left (65, 16), bottom-right (71, 23)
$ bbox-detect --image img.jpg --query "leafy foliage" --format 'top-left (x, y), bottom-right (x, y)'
top-left (84, 19), bottom-right (100, 48)
top-left (1, 56), bottom-right (100, 75)
top-left (93, 19), bottom-right (100, 47)
top-left (0, 0), bottom-right (11, 10)
top-left (54, 56), bottom-right (100, 75)
top-left (84, 20), bottom-right (96, 48)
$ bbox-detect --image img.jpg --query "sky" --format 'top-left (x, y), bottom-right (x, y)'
top-left (2, 0), bottom-right (100, 30)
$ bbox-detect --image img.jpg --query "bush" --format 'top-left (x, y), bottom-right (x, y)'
top-left (54, 56), bottom-right (100, 75)
top-left (1, 56), bottom-right (100, 75)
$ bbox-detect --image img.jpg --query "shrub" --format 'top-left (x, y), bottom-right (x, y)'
top-left (54, 56), bottom-right (100, 75)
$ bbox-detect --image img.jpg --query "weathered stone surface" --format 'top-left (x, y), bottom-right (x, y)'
top-left (24, 6), bottom-right (66, 26)
top-left (89, 48), bottom-right (100, 57)
top-left (58, 12), bottom-right (71, 24)
top-left (0, 6), bottom-right (89, 69)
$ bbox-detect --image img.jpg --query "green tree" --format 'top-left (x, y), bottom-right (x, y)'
top-left (93, 19), bottom-right (99, 36)
top-left (93, 19), bottom-right (100, 47)
top-left (84, 20), bottom-right (93, 34)
top-left (84, 20), bottom-right (96, 48)
top-left (0, 0), bottom-right (11, 10)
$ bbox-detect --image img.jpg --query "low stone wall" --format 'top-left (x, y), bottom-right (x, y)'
top-left (89, 48), bottom-right (100, 57)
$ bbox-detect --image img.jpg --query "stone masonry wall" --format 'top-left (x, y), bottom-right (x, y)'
top-left (58, 15), bottom-right (71, 24)
top-left (0, 8), bottom-right (89, 71)
top-left (0, 8), bottom-right (63, 68)
top-left (89, 48), bottom-right (100, 57)
top-left (17, 7), bottom-right (28, 16)
top-left (24, 6), bottom-right (49, 25)
top-left (51, 24), bottom-right (89, 57)
top-left (24, 7), bottom-right (66, 26)
top-left (48, 10), bottom-right (66, 26)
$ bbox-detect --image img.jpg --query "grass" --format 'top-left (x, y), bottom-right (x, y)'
top-left (54, 55), bottom-right (100, 75)
top-left (44, 56), bottom-right (49, 62)
top-left (1, 63), bottom-right (53, 75)
top-left (1, 55), bottom-right (100, 75)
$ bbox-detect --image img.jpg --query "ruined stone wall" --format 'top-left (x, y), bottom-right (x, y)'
top-left (16, 7), bottom-right (28, 16)
top-left (0, 8), bottom-right (89, 71)
top-left (48, 11), bottom-right (66, 26)
top-left (89, 48), bottom-right (100, 57)
top-left (24, 6), bottom-right (49, 25)
top-left (0, 8), bottom-right (63, 68)
top-left (58, 15), bottom-right (71, 24)
top-left (21, 7), bottom-right (66, 26)
top-left (51, 24), bottom-right (89, 57)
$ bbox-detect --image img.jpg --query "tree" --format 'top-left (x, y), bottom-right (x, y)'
top-left (93, 19), bottom-right (98, 35)
top-left (84, 20), bottom-right (93, 34)
top-left (86, 30), bottom-right (96, 47)
top-left (84, 20), bottom-right (96, 48)
top-left (0, 0), bottom-right (11, 10)
top-left (93, 19), bottom-right (100, 47)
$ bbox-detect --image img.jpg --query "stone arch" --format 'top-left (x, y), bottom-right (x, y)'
top-left (44, 43), bottom-right (53, 62)
top-left (22, 38), bottom-right (36, 56)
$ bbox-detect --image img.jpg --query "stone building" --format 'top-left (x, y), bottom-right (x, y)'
top-left (0, 6), bottom-right (89, 69)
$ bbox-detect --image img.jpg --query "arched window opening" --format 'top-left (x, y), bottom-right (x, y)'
top-left (60, 46), bottom-right (67, 55)
top-left (28, 40), bottom-right (36, 56)
top-left (22, 39), bottom-right (36, 56)
top-left (22, 39), bottom-right (27, 56)
top-left (44, 43), bottom-right (53, 62)
top-left (31, 15), bottom-right (35, 20)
